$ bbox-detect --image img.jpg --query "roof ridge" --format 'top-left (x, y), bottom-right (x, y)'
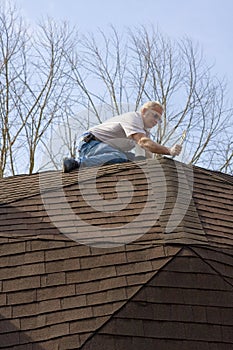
top-left (190, 246), bottom-right (233, 289)
top-left (1, 158), bottom-right (232, 206)
top-left (1, 157), bottom-right (232, 181)
top-left (79, 246), bottom-right (183, 349)
top-left (194, 166), bottom-right (233, 186)
top-left (0, 160), bottom-right (150, 206)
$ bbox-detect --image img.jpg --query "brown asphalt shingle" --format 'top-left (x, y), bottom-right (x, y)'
top-left (0, 157), bottom-right (232, 349)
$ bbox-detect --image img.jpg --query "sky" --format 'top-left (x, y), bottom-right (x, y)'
top-left (15, 0), bottom-right (233, 96)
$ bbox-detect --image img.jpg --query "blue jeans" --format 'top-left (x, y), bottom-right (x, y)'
top-left (78, 139), bottom-right (132, 168)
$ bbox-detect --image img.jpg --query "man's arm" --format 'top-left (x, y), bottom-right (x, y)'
top-left (132, 133), bottom-right (182, 156)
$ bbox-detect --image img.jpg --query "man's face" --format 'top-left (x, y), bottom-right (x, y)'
top-left (142, 107), bottom-right (163, 129)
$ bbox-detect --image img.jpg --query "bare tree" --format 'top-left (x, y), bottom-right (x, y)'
top-left (0, 2), bottom-right (79, 177)
top-left (19, 18), bottom-right (78, 174)
top-left (0, 1), bottom-right (29, 177)
top-left (65, 26), bottom-right (232, 173)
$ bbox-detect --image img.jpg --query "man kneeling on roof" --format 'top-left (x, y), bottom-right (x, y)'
top-left (62, 101), bottom-right (182, 172)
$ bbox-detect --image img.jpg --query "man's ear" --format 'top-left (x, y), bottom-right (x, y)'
top-left (141, 107), bottom-right (147, 116)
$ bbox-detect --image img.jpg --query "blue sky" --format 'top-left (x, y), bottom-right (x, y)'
top-left (15, 0), bottom-right (233, 95)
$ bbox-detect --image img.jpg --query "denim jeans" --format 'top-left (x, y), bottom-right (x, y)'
top-left (78, 139), bottom-right (133, 168)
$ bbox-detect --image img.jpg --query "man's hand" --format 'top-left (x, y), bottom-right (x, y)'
top-left (169, 144), bottom-right (182, 157)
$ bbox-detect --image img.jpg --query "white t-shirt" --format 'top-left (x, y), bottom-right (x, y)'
top-left (88, 111), bottom-right (148, 151)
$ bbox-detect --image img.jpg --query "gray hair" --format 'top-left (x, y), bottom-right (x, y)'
top-left (140, 101), bottom-right (164, 114)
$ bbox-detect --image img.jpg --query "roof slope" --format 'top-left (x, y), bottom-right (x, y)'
top-left (82, 247), bottom-right (233, 350)
top-left (0, 157), bottom-right (232, 349)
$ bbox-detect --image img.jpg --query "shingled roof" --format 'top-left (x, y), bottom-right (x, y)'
top-left (0, 157), bottom-right (232, 349)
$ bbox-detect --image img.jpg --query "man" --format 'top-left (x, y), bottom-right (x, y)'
top-left (63, 101), bottom-right (182, 172)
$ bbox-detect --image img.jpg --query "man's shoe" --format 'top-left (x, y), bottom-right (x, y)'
top-left (62, 157), bottom-right (80, 173)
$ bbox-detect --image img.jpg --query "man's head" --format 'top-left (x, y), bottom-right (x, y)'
top-left (141, 101), bottom-right (164, 129)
